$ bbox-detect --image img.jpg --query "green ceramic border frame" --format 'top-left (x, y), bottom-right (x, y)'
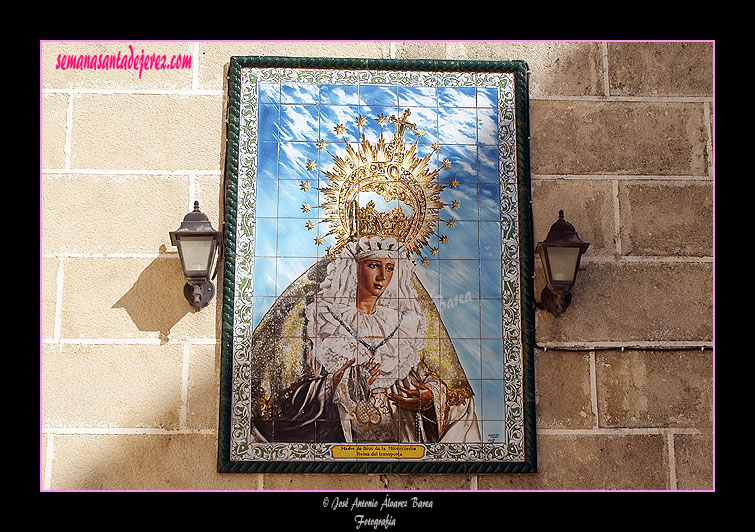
top-left (218, 55), bottom-right (536, 474)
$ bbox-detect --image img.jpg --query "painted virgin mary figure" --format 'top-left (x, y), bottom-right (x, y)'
top-left (248, 110), bottom-right (481, 445)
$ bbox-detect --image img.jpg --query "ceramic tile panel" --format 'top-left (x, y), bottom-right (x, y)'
top-left (220, 58), bottom-right (534, 472)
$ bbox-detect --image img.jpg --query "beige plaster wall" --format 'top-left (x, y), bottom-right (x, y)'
top-left (40, 41), bottom-right (714, 491)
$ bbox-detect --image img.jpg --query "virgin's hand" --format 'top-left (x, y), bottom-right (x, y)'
top-left (364, 356), bottom-right (381, 386)
top-left (388, 380), bottom-right (433, 411)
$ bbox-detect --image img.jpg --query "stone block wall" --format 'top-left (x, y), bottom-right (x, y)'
top-left (41, 41), bottom-right (714, 490)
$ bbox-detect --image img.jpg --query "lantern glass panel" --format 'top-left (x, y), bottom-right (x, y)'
top-left (545, 246), bottom-right (581, 282)
top-left (180, 236), bottom-right (215, 273)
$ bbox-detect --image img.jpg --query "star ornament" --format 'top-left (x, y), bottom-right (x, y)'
top-left (334, 124), bottom-right (346, 136)
top-left (299, 180), bottom-right (311, 191)
top-left (301, 203), bottom-right (312, 213)
top-left (314, 235), bottom-right (324, 245)
top-left (306, 160), bottom-right (317, 171)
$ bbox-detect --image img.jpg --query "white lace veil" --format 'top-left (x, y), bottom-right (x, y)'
top-left (315, 236), bottom-right (422, 315)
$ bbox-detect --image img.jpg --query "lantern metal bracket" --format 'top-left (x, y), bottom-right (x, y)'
top-left (184, 278), bottom-right (216, 310)
top-left (536, 285), bottom-right (572, 316)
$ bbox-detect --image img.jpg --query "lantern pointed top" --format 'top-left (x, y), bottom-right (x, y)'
top-left (170, 201), bottom-right (221, 246)
top-left (179, 201), bottom-right (214, 227)
top-left (542, 210), bottom-right (588, 249)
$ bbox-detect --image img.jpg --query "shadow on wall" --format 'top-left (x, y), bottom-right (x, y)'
top-left (49, 343), bottom-right (265, 490)
top-left (112, 246), bottom-right (194, 343)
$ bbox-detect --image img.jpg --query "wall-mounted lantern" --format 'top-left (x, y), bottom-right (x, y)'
top-left (169, 201), bottom-right (223, 310)
top-left (535, 210), bottom-right (590, 316)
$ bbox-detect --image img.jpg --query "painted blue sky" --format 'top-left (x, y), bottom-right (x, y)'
top-left (252, 81), bottom-right (510, 439)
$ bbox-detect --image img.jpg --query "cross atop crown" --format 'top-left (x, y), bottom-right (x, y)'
top-left (388, 108), bottom-right (417, 135)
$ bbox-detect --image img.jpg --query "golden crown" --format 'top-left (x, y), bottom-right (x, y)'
top-left (301, 109), bottom-right (460, 262)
